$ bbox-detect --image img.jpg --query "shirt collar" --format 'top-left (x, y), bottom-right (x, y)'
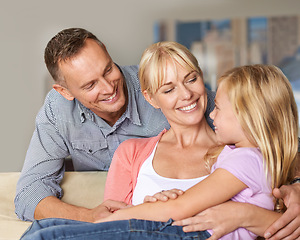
top-left (77, 102), bottom-right (94, 123)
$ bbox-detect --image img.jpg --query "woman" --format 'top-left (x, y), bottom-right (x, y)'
top-left (104, 41), bottom-right (217, 206)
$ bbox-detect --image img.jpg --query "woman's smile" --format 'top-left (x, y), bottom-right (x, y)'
top-left (178, 101), bottom-right (197, 112)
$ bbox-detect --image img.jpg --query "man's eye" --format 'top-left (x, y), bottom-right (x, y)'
top-left (86, 82), bottom-right (95, 90)
top-left (106, 66), bottom-right (113, 75)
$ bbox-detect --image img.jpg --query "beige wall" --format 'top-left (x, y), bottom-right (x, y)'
top-left (1, 0), bottom-right (299, 172)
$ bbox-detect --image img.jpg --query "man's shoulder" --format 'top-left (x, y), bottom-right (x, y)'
top-left (120, 65), bottom-right (139, 74)
top-left (45, 89), bottom-right (69, 105)
top-left (39, 89), bottom-right (78, 122)
top-left (119, 65), bottom-right (140, 89)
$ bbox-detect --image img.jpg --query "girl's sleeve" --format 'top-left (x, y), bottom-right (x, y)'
top-left (104, 140), bottom-right (135, 204)
top-left (215, 148), bottom-right (266, 194)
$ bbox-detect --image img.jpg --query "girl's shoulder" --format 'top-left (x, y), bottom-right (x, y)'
top-left (218, 145), bottom-right (263, 168)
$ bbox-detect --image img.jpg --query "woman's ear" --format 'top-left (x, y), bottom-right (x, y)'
top-left (53, 84), bottom-right (75, 101)
top-left (142, 90), bottom-right (160, 109)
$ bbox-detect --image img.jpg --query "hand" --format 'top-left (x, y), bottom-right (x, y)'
top-left (91, 199), bottom-right (130, 222)
top-left (143, 189), bottom-right (184, 203)
top-left (264, 183), bottom-right (300, 240)
top-left (173, 201), bottom-right (240, 240)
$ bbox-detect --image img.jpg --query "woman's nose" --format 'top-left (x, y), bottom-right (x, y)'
top-left (180, 86), bottom-right (192, 100)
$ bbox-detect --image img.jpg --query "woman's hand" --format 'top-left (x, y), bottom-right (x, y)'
top-left (143, 189), bottom-right (184, 203)
top-left (173, 201), bottom-right (243, 240)
top-left (264, 183), bottom-right (300, 239)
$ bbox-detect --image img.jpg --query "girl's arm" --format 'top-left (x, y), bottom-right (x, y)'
top-left (97, 168), bottom-right (247, 222)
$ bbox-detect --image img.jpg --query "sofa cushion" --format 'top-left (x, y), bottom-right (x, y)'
top-left (0, 171), bottom-right (107, 240)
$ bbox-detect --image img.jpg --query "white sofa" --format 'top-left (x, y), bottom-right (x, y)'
top-left (0, 171), bottom-right (107, 240)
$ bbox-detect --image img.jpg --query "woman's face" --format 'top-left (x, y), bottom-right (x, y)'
top-left (146, 61), bottom-right (207, 128)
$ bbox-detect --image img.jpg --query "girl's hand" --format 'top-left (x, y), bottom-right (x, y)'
top-left (143, 189), bottom-right (184, 203)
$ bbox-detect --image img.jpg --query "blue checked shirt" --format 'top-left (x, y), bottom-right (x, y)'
top-left (15, 65), bottom-right (215, 221)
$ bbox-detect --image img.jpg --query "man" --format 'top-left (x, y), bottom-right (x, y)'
top-left (16, 28), bottom-right (300, 239)
top-left (15, 27), bottom-right (215, 222)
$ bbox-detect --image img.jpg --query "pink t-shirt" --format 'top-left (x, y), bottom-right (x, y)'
top-left (209, 145), bottom-right (274, 239)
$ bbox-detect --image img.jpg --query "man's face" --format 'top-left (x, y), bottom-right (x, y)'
top-left (56, 39), bottom-right (127, 126)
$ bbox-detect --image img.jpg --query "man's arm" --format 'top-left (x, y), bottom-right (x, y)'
top-left (15, 93), bottom-right (70, 221)
top-left (263, 153), bottom-right (300, 239)
top-left (35, 196), bottom-right (128, 222)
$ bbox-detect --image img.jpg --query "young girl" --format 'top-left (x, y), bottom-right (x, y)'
top-left (98, 64), bottom-right (298, 239)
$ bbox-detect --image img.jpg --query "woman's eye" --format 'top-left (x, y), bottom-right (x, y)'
top-left (187, 77), bottom-right (197, 83)
top-left (164, 88), bottom-right (173, 94)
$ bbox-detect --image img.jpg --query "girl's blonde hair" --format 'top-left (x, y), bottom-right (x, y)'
top-left (219, 64), bottom-right (298, 190)
top-left (138, 41), bottom-right (203, 94)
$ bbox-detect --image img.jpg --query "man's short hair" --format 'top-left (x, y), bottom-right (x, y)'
top-left (44, 28), bottom-right (104, 83)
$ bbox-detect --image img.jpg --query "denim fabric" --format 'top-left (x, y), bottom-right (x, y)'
top-left (21, 218), bottom-right (211, 240)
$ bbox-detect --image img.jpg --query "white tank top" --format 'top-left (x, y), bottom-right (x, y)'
top-left (132, 142), bottom-right (208, 205)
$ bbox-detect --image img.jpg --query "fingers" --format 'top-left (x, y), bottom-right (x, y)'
top-left (161, 189), bottom-right (184, 200)
top-left (143, 189), bottom-right (184, 203)
top-left (173, 216), bottom-right (209, 232)
top-left (103, 199), bottom-right (130, 211)
top-left (173, 217), bottom-right (197, 227)
top-left (265, 206), bottom-right (300, 239)
top-left (272, 187), bottom-right (283, 199)
top-left (267, 225), bottom-right (300, 240)
top-left (143, 195), bottom-right (159, 203)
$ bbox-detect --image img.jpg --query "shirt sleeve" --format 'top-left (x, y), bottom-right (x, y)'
top-left (205, 89), bottom-right (216, 129)
top-left (14, 96), bottom-right (69, 221)
top-left (104, 139), bottom-right (135, 205)
top-left (214, 147), bottom-right (265, 194)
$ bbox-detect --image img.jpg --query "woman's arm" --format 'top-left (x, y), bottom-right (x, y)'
top-left (173, 201), bottom-right (281, 240)
top-left (98, 169), bottom-right (247, 222)
top-left (104, 147), bottom-right (133, 204)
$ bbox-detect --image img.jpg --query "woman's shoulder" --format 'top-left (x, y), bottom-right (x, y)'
top-left (117, 130), bottom-right (166, 159)
top-left (121, 130), bottom-right (166, 148)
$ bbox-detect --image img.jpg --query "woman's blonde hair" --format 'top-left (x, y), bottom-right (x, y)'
top-left (218, 64), bottom-right (298, 190)
top-left (138, 41), bottom-right (203, 94)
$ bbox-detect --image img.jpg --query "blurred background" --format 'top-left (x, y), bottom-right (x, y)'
top-left (1, 0), bottom-right (300, 172)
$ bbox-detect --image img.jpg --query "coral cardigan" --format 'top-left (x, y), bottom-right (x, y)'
top-left (104, 129), bottom-right (167, 204)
